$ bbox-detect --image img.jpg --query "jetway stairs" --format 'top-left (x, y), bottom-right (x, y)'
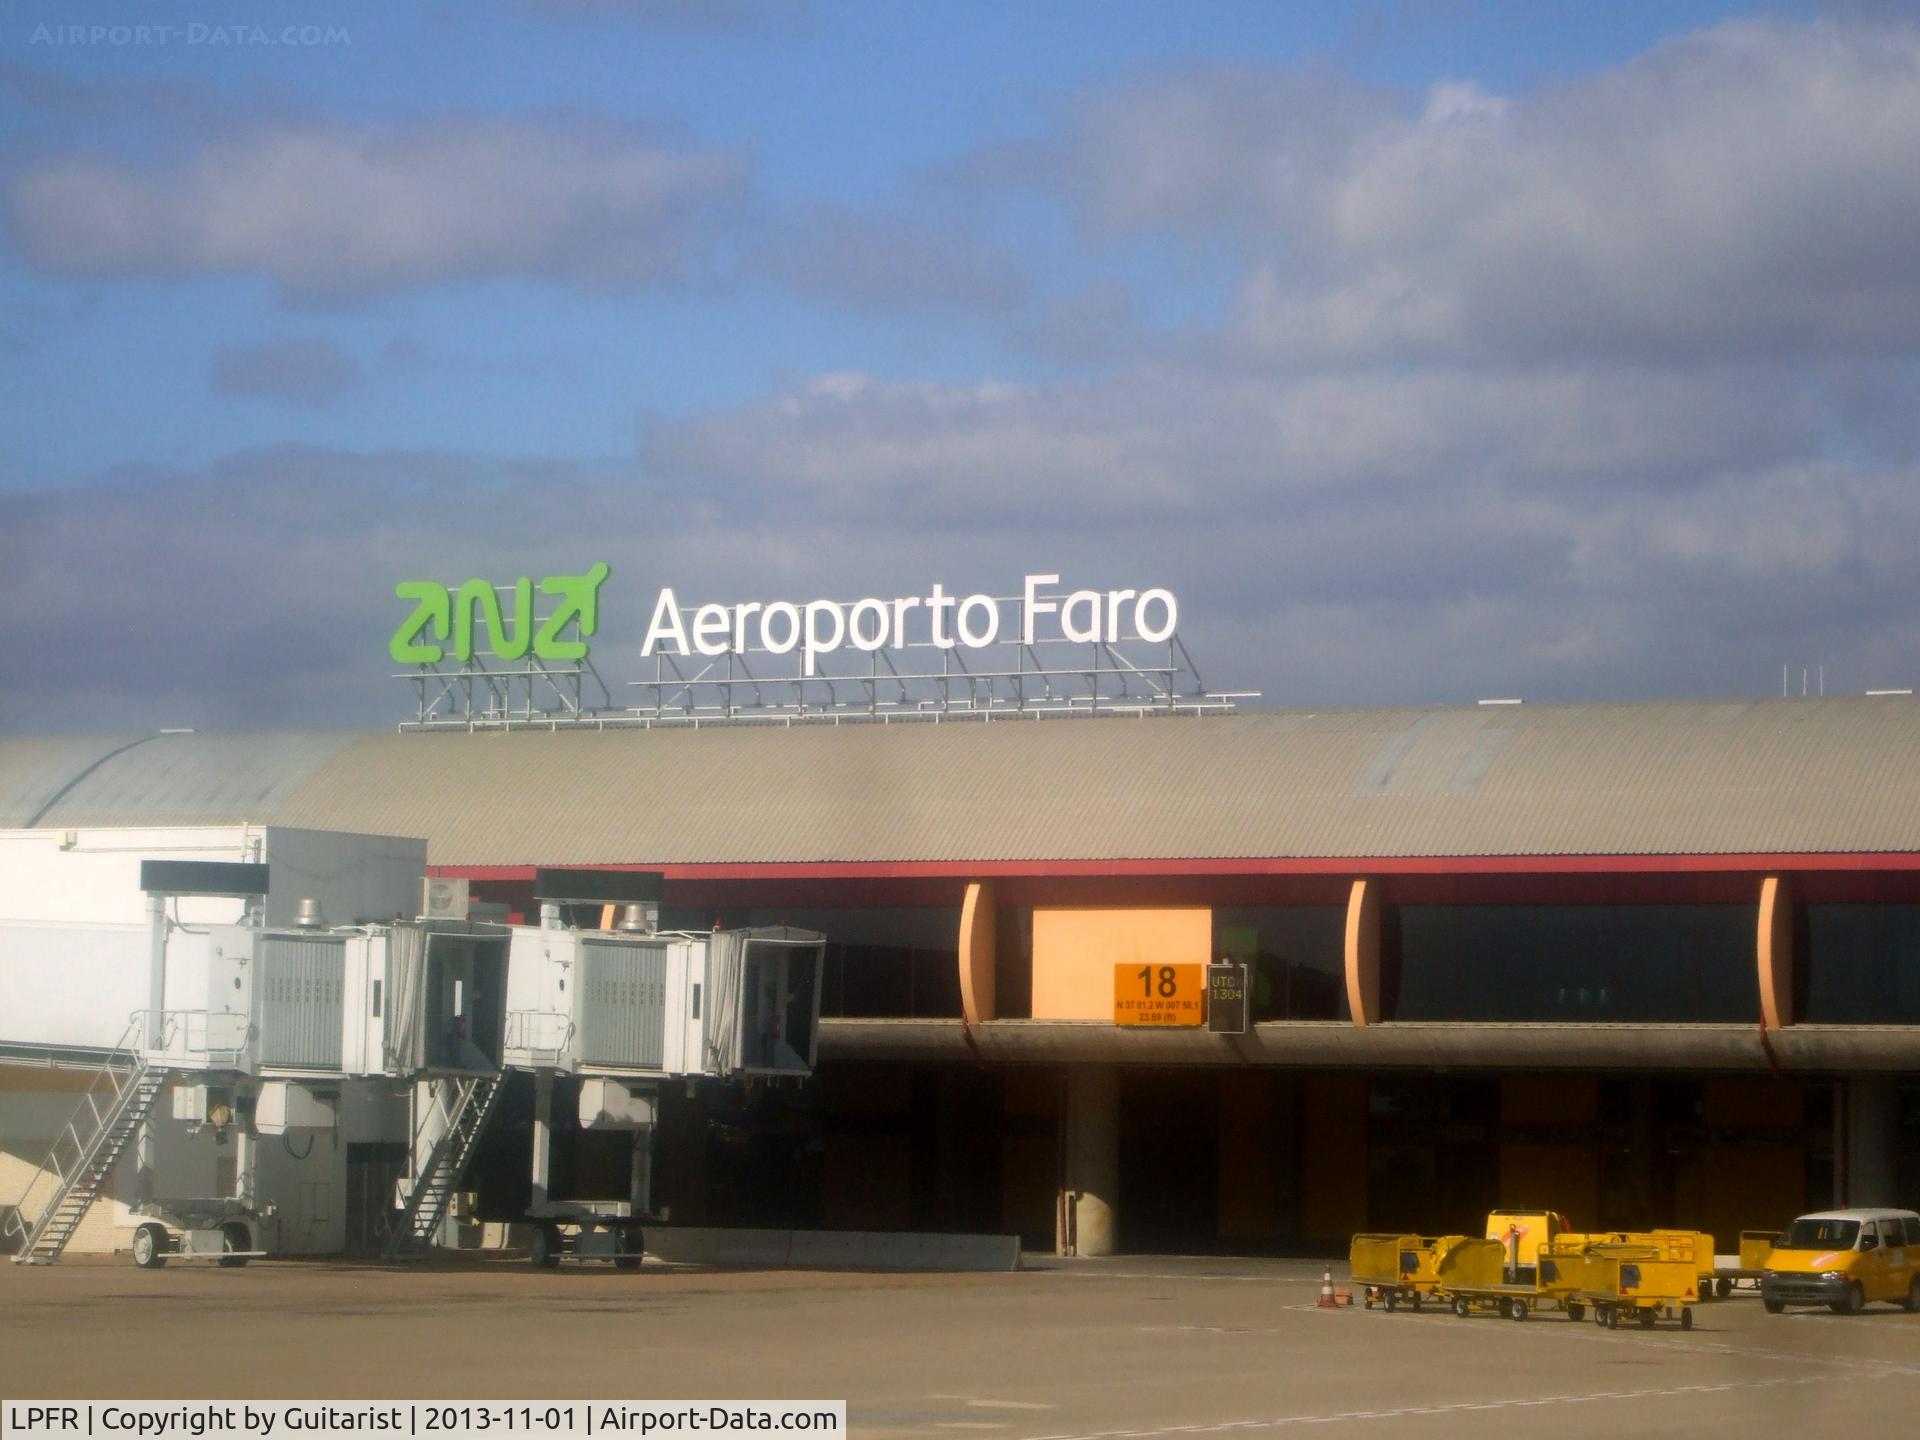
top-left (6, 1019), bottom-right (167, 1265)
top-left (386, 1074), bottom-right (503, 1261)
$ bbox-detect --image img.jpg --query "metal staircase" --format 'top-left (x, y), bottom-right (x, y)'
top-left (6, 1019), bottom-right (167, 1265)
top-left (386, 1074), bottom-right (503, 1260)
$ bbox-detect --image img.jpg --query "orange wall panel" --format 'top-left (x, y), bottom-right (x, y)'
top-left (1031, 906), bottom-right (1212, 1020)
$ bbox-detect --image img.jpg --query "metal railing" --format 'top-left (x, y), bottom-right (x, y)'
top-left (504, 1010), bottom-right (574, 1067)
top-left (3, 1012), bottom-right (168, 1259)
top-left (143, 1009), bottom-right (250, 1068)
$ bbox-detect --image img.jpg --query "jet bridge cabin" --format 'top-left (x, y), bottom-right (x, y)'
top-left (142, 916), bottom-right (510, 1079)
top-left (504, 868), bottom-right (826, 1081)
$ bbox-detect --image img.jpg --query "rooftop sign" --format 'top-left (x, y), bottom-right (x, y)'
top-left (389, 566), bottom-right (1252, 730)
top-left (641, 575), bottom-right (1178, 676)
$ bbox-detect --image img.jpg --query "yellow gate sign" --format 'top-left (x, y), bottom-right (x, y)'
top-left (1113, 963), bottom-right (1205, 1026)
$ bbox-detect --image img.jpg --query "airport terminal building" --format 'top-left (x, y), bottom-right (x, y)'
top-left (3, 696), bottom-right (1918, 1255)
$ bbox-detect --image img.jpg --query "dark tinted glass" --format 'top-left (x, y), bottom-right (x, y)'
top-left (1213, 907), bottom-right (1347, 1020)
top-left (1803, 905), bottom-right (1920, 1023)
top-left (1388, 905), bottom-right (1755, 1022)
top-left (667, 907), bottom-right (962, 1020)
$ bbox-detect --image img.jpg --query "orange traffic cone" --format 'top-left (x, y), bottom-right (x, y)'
top-left (1318, 1267), bottom-right (1338, 1309)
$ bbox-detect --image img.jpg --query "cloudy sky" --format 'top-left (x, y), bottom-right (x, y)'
top-left (3, 0), bottom-right (1918, 732)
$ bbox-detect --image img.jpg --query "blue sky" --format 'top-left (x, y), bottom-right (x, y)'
top-left (5, 0), bottom-right (1919, 730)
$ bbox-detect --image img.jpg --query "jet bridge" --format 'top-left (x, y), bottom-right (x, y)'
top-left (500, 869), bottom-right (827, 1267)
top-left (7, 856), bottom-right (510, 1266)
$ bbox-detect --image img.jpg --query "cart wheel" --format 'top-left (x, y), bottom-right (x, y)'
top-left (1605, 1306), bottom-right (1620, 1330)
top-left (217, 1221), bottom-right (251, 1268)
top-left (1509, 1298), bottom-right (1529, 1322)
top-left (1384, 1290), bottom-right (1398, 1312)
top-left (613, 1225), bottom-right (644, 1271)
top-left (1565, 1301), bottom-right (1585, 1322)
top-left (1364, 1289), bottom-right (1374, 1311)
top-left (1497, 1298), bottom-right (1513, 1320)
top-left (1715, 1278), bottom-right (1733, 1300)
top-left (1637, 1309), bottom-right (1655, 1329)
top-left (1763, 1298), bottom-right (1784, 1315)
top-left (530, 1223), bottom-right (562, 1269)
top-left (1593, 1304), bottom-right (1607, 1326)
top-left (131, 1223), bottom-right (168, 1269)
top-left (1453, 1296), bottom-right (1471, 1318)
top-left (1410, 1292), bottom-right (1423, 1313)
top-left (1681, 1307), bottom-right (1693, 1331)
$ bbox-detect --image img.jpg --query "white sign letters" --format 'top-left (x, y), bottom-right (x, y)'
top-left (643, 574), bottom-right (1179, 675)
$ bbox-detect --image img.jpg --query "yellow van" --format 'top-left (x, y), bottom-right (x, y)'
top-left (1760, 1209), bottom-right (1920, 1314)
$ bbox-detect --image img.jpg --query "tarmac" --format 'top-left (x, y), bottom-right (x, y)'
top-left (2, 1253), bottom-right (1917, 1439)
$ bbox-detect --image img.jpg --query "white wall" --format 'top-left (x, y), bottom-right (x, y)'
top-left (0, 826), bottom-right (427, 1054)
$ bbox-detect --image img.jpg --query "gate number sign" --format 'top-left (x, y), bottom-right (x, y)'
top-left (1114, 963), bottom-right (1205, 1026)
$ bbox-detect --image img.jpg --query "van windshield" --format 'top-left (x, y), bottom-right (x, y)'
top-left (1778, 1218), bottom-right (1860, 1251)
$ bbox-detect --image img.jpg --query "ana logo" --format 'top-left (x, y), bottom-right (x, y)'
top-left (389, 563), bottom-right (611, 665)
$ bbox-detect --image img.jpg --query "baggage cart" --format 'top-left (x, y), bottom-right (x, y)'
top-left (1573, 1245), bottom-right (1699, 1330)
top-left (1711, 1230), bottom-right (1778, 1294)
top-left (1350, 1233), bottom-right (1465, 1311)
top-left (1434, 1236), bottom-right (1564, 1321)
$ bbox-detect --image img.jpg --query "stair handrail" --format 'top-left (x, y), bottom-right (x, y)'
top-left (4, 1011), bottom-right (161, 1255)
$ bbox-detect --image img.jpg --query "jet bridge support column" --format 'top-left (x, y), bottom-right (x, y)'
top-left (530, 1069), bottom-right (555, 1210)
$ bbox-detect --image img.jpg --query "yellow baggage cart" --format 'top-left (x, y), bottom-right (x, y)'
top-left (1713, 1229), bottom-right (1778, 1293)
top-left (1433, 1237), bottom-right (1564, 1321)
top-left (1574, 1244), bottom-right (1699, 1331)
top-left (1349, 1233), bottom-right (1466, 1311)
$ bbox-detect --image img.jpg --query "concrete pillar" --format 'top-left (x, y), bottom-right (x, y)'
top-left (530, 1069), bottom-right (555, 1210)
top-left (1058, 1066), bottom-right (1119, 1257)
top-left (1843, 1076), bottom-right (1900, 1208)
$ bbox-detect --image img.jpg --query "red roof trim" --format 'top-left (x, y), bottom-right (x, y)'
top-left (438, 852), bottom-right (1920, 882)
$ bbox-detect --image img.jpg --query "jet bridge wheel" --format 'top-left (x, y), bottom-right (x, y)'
top-left (131, 1223), bottom-right (168, 1269)
top-left (613, 1225), bottom-right (645, 1271)
top-left (530, 1223), bottom-right (562, 1269)
top-left (218, 1222), bottom-right (252, 1267)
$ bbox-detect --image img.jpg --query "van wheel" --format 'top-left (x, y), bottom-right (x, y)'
top-left (1831, 1283), bottom-right (1865, 1316)
top-left (217, 1221), bottom-right (251, 1267)
top-left (1904, 1277), bottom-right (1919, 1314)
top-left (1763, 1298), bottom-right (1784, 1315)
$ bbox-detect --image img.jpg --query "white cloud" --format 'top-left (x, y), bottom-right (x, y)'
top-left (7, 116), bottom-right (748, 296)
top-left (1031, 20), bottom-right (1920, 362)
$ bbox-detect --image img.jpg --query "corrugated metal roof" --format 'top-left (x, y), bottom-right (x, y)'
top-left (0, 730), bottom-right (360, 830)
top-left (5, 698), bottom-right (1920, 865)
